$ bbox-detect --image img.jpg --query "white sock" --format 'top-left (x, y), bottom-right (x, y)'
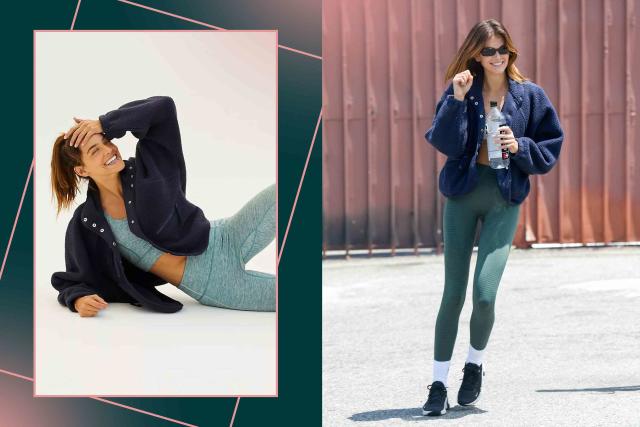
top-left (432, 360), bottom-right (450, 387)
top-left (466, 344), bottom-right (485, 366)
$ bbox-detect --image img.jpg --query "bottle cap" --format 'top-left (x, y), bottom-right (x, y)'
top-left (490, 101), bottom-right (498, 107)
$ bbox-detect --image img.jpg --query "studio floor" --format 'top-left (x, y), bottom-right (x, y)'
top-left (35, 283), bottom-right (276, 396)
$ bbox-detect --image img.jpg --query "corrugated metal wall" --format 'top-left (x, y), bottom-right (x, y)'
top-left (323, 0), bottom-right (639, 255)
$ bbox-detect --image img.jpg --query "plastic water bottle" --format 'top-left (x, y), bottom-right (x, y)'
top-left (486, 101), bottom-right (510, 169)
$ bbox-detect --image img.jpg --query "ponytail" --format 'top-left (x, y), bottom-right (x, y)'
top-left (50, 133), bottom-right (92, 216)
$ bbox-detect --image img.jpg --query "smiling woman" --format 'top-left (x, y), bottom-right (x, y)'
top-left (49, 96), bottom-right (277, 318)
top-left (422, 18), bottom-right (563, 416)
top-left (50, 130), bottom-right (124, 216)
top-left (34, 30), bottom-right (277, 397)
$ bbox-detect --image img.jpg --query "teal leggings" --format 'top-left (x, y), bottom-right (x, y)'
top-left (178, 184), bottom-right (276, 312)
top-left (434, 165), bottom-right (521, 361)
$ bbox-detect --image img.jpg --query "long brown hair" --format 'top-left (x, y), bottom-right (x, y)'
top-left (444, 19), bottom-right (529, 84)
top-left (50, 133), bottom-right (96, 216)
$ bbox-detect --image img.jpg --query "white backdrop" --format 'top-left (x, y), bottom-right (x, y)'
top-left (34, 31), bottom-right (277, 396)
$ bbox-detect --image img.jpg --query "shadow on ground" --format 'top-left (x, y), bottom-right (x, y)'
top-left (536, 385), bottom-right (640, 393)
top-left (350, 405), bottom-right (488, 422)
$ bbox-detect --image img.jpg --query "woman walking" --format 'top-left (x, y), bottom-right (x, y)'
top-left (50, 96), bottom-right (276, 317)
top-left (421, 20), bottom-right (563, 415)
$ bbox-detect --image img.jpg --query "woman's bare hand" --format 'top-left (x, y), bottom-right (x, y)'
top-left (452, 70), bottom-right (473, 100)
top-left (65, 118), bottom-right (103, 149)
top-left (74, 294), bottom-right (108, 317)
top-left (498, 126), bottom-right (519, 154)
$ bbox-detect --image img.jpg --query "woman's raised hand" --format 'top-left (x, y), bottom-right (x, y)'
top-left (74, 294), bottom-right (108, 317)
top-left (65, 117), bottom-right (103, 149)
top-left (452, 70), bottom-right (473, 101)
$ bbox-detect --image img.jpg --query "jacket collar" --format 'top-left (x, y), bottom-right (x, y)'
top-left (467, 68), bottom-right (524, 109)
top-left (79, 158), bottom-right (133, 229)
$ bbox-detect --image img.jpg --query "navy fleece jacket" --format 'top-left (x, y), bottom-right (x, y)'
top-left (51, 96), bottom-right (210, 313)
top-left (425, 69), bottom-right (564, 205)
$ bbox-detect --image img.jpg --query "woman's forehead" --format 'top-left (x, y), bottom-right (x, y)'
top-left (81, 133), bottom-right (107, 153)
top-left (483, 35), bottom-right (505, 48)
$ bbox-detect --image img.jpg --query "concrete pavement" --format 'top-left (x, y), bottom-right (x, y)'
top-left (323, 247), bottom-right (640, 426)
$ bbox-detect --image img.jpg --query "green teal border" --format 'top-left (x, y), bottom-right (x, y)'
top-left (0, 1), bottom-right (321, 425)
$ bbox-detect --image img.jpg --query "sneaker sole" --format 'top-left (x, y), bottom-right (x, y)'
top-left (458, 390), bottom-right (481, 406)
top-left (422, 397), bottom-right (450, 416)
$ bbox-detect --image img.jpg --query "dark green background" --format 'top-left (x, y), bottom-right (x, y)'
top-left (0, 1), bottom-right (321, 425)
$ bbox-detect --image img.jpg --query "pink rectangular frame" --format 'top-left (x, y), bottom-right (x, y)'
top-left (33, 29), bottom-right (279, 399)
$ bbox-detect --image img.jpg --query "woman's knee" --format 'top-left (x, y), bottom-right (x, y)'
top-left (473, 296), bottom-right (495, 312)
top-left (440, 292), bottom-right (466, 313)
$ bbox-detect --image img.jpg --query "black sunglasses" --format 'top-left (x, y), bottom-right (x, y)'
top-left (480, 45), bottom-right (510, 57)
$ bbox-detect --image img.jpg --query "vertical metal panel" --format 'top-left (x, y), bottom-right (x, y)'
top-left (535, 0), bottom-right (543, 245)
top-left (366, 0), bottom-right (392, 250)
top-left (415, 0), bottom-right (437, 249)
top-left (536, 0), bottom-right (561, 244)
top-left (391, 1), bottom-right (415, 251)
top-left (633, 0), bottom-right (639, 239)
top-left (624, 0), bottom-right (632, 242)
top-left (558, 0), bottom-right (583, 243)
top-left (322, 0), bottom-right (345, 252)
top-left (626, 0), bottom-right (638, 241)
top-left (364, 1), bottom-right (373, 255)
top-left (607, 0), bottom-right (628, 242)
top-left (410, 0), bottom-right (420, 253)
top-left (339, 1), bottom-right (373, 257)
top-left (603, 0), bottom-right (611, 243)
top-left (386, 0), bottom-right (397, 254)
top-left (586, 1), bottom-right (606, 243)
top-left (557, 0), bottom-right (564, 243)
top-left (433, 0), bottom-right (443, 254)
top-left (580, 0), bottom-right (588, 244)
top-left (633, 0), bottom-right (639, 240)
top-left (339, 1), bottom-right (350, 256)
top-left (323, 0), bottom-right (640, 252)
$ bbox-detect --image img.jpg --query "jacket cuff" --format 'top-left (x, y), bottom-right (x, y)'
top-left (98, 115), bottom-right (114, 140)
top-left (446, 94), bottom-right (466, 104)
top-left (444, 94), bottom-right (466, 109)
top-left (512, 138), bottom-right (528, 160)
top-left (436, 95), bottom-right (467, 122)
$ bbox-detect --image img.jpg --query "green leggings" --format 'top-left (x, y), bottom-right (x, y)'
top-left (178, 184), bottom-right (275, 311)
top-left (434, 164), bottom-right (521, 361)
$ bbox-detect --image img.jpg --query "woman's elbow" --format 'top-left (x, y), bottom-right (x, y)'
top-left (151, 96), bottom-right (176, 110)
top-left (541, 138), bottom-right (563, 173)
top-left (533, 152), bottom-right (560, 175)
top-left (152, 96), bottom-right (177, 118)
top-left (425, 130), bottom-right (464, 158)
top-left (159, 96), bottom-right (175, 105)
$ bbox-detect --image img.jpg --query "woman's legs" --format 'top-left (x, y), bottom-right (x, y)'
top-left (226, 183), bottom-right (276, 264)
top-left (469, 202), bottom-right (521, 353)
top-left (178, 184), bottom-right (276, 312)
top-left (431, 165), bottom-right (521, 388)
top-left (198, 267), bottom-right (275, 312)
top-left (434, 197), bottom-right (479, 365)
top-left (204, 184), bottom-right (275, 311)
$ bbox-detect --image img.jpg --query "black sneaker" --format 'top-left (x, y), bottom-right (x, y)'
top-left (457, 362), bottom-right (484, 406)
top-left (422, 381), bottom-right (450, 416)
